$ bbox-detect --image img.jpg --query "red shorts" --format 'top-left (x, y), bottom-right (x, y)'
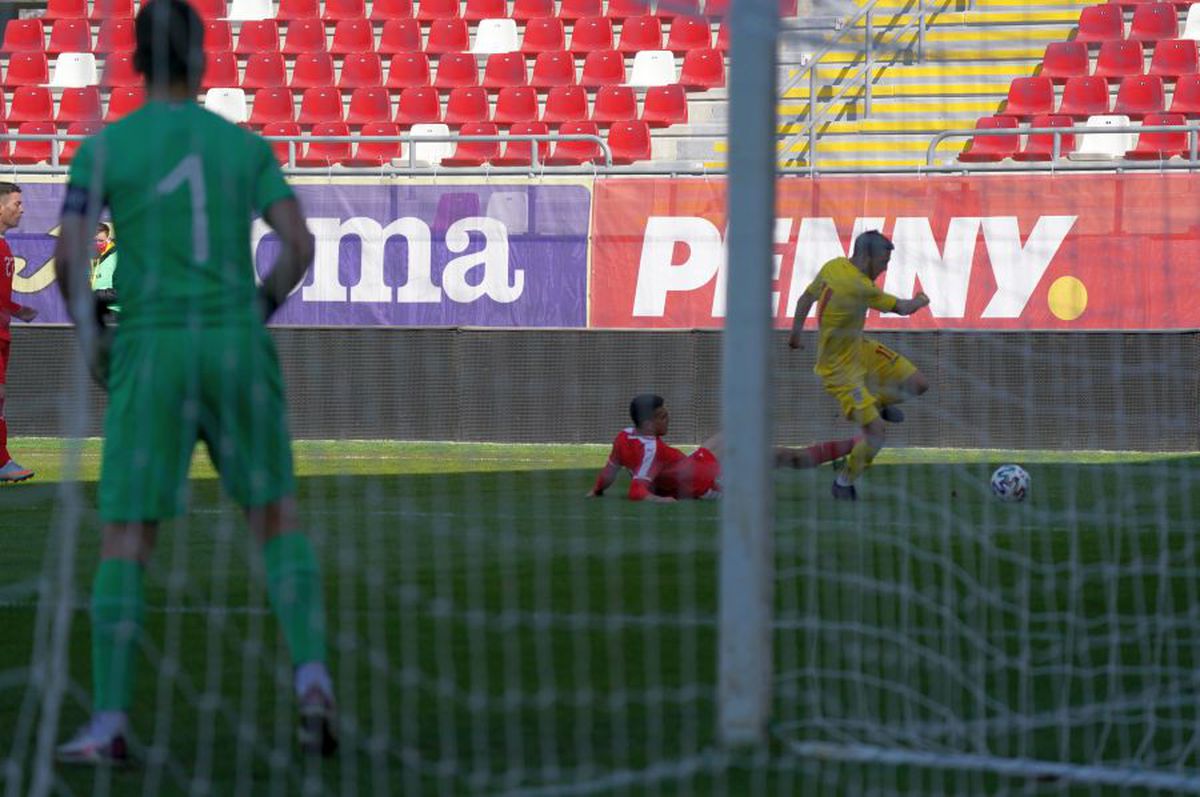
top-left (0, 337), bottom-right (9, 385)
top-left (655, 447), bottom-right (721, 499)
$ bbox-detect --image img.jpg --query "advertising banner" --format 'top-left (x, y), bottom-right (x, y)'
top-left (8, 181), bottom-right (590, 328)
top-left (590, 175), bottom-right (1200, 330)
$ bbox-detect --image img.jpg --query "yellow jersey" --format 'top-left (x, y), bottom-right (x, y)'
top-left (804, 257), bottom-right (898, 382)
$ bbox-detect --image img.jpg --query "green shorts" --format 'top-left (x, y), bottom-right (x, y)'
top-left (99, 325), bottom-right (296, 523)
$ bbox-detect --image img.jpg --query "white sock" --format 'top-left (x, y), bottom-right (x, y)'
top-left (92, 710), bottom-right (128, 738)
top-left (835, 472), bottom-right (852, 488)
top-left (295, 661), bottom-right (334, 700)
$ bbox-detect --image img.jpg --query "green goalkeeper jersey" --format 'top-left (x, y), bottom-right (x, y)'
top-left (67, 99), bottom-right (293, 331)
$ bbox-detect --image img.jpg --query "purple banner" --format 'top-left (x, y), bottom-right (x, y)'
top-left (8, 181), bottom-right (591, 328)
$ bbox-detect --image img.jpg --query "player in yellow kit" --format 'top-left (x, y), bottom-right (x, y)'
top-left (788, 230), bottom-right (931, 501)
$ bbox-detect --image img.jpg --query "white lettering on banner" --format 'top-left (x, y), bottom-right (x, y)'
top-left (629, 215), bottom-right (1076, 320)
top-left (710, 219), bottom-right (792, 317)
top-left (294, 216), bottom-right (520, 304)
top-left (980, 216), bottom-right (1076, 318)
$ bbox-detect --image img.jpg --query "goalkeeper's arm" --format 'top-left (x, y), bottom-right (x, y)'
top-left (257, 196), bottom-right (314, 321)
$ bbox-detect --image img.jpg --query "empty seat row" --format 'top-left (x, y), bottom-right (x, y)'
top-left (1077, 2), bottom-right (1199, 45)
top-left (0, 85), bottom-right (144, 123)
top-left (1003, 74), bottom-right (1178, 119)
top-left (959, 112), bottom-right (1196, 161)
top-left (1041, 39), bottom-right (1199, 83)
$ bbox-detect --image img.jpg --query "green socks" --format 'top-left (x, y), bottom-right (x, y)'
top-left (91, 558), bottom-right (145, 712)
top-left (263, 533), bottom-right (328, 666)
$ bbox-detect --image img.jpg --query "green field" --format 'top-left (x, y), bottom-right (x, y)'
top-left (1, 440), bottom-right (1198, 796)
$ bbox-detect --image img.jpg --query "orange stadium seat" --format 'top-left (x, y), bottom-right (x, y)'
top-left (298, 121), bottom-right (352, 166)
top-left (1058, 75), bottom-right (1111, 117)
top-left (395, 85), bottom-right (442, 124)
top-left (522, 18), bottom-right (566, 54)
top-left (607, 118), bottom-right (650, 163)
top-left (591, 83), bottom-right (636, 123)
top-left (1129, 3), bottom-right (1178, 42)
top-left (1148, 38), bottom-right (1199, 80)
top-left (380, 18), bottom-right (422, 51)
top-left (2, 20), bottom-right (44, 53)
top-left (1125, 110), bottom-right (1189, 156)
top-left (434, 52), bottom-right (480, 88)
top-left (464, 0), bottom-right (506, 21)
top-left (46, 19), bottom-right (91, 54)
top-left (387, 52), bottom-right (432, 87)
top-left (45, 0), bottom-right (88, 20)
top-left (92, 0), bottom-right (135, 18)
top-left (235, 20), bottom-right (280, 55)
top-left (579, 49), bottom-right (625, 86)
top-left (248, 87), bottom-right (296, 125)
top-left (617, 15), bottom-right (662, 53)
top-left (492, 120), bottom-right (550, 164)
top-left (559, 0), bottom-right (602, 19)
top-left (641, 83), bottom-right (686, 126)
top-left (5, 53), bottom-right (50, 87)
top-left (105, 84), bottom-right (144, 121)
top-left (370, 0), bottom-right (414, 19)
top-left (8, 86), bottom-right (52, 123)
top-left (60, 119), bottom-right (101, 162)
top-left (96, 18), bottom-right (135, 53)
top-left (331, 19), bottom-right (375, 54)
top-left (1040, 42), bottom-right (1089, 84)
top-left (679, 47), bottom-right (724, 88)
top-left (570, 16), bottom-right (614, 53)
top-left (1168, 73), bottom-right (1200, 114)
top-left (542, 84), bottom-right (587, 123)
top-left (340, 53), bottom-right (384, 88)
top-left (956, 115), bottom-right (1019, 162)
top-left (493, 84), bottom-right (538, 123)
top-left (441, 120), bottom-right (499, 165)
top-left (530, 49), bottom-right (575, 87)
top-left (1113, 73), bottom-right (1165, 117)
top-left (6, 120), bottom-right (56, 163)
top-left (1094, 40), bottom-right (1144, 82)
top-left (512, 0), bottom-right (554, 20)
top-left (324, 0), bottom-right (366, 20)
top-left (290, 52), bottom-right (336, 88)
top-left (426, 18), bottom-right (470, 54)
top-left (202, 50), bottom-right (241, 88)
top-left (444, 85), bottom-right (491, 122)
top-left (298, 86), bottom-right (344, 124)
top-left (1013, 113), bottom-right (1076, 160)
top-left (347, 121), bottom-right (402, 165)
top-left (483, 52), bottom-right (528, 89)
top-left (277, 0), bottom-right (319, 18)
top-left (999, 76), bottom-right (1054, 119)
top-left (346, 85), bottom-right (393, 124)
top-left (242, 52), bottom-right (285, 89)
top-left (283, 18), bottom-right (328, 54)
top-left (417, 0), bottom-right (462, 22)
top-left (666, 15), bottom-right (712, 52)
top-left (1076, 4), bottom-right (1125, 46)
top-left (262, 121), bottom-right (302, 163)
top-left (545, 118), bottom-right (601, 164)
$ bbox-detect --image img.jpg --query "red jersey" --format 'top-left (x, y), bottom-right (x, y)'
top-left (597, 428), bottom-right (720, 501)
top-left (0, 237), bottom-right (22, 341)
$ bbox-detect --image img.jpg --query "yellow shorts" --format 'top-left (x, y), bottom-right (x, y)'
top-left (822, 338), bottom-right (918, 426)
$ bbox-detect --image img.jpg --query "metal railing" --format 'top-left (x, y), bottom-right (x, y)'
top-left (927, 122), bottom-right (1200, 166)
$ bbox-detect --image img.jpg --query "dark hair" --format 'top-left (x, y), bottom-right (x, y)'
top-left (0, 183), bottom-right (21, 200)
top-left (97, 222), bottom-right (112, 236)
top-left (134, 0), bottom-right (205, 89)
top-left (629, 394), bottom-right (664, 426)
top-left (852, 230), bottom-right (894, 259)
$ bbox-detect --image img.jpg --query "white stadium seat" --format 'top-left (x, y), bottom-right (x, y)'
top-left (472, 18), bottom-right (520, 54)
top-left (204, 87), bottom-right (249, 123)
top-left (226, 0), bottom-right (274, 20)
top-left (408, 123), bottom-right (453, 166)
top-left (48, 53), bottom-right (98, 88)
top-left (628, 50), bottom-right (676, 87)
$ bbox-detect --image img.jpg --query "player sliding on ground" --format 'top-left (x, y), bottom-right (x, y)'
top-left (52, 0), bottom-right (336, 765)
top-left (587, 394), bottom-right (857, 502)
top-left (788, 230), bottom-right (931, 502)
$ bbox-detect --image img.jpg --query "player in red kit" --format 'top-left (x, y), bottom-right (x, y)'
top-left (587, 394), bottom-right (857, 502)
top-left (0, 183), bottom-right (38, 483)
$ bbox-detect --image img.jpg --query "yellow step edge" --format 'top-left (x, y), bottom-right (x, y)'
top-left (808, 62), bottom-right (1039, 79)
top-left (782, 85), bottom-right (1010, 100)
top-left (815, 46), bottom-right (1049, 60)
top-left (848, 10), bottom-right (1082, 25)
top-left (781, 158), bottom-right (954, 167)
top-left (794, 139), bottom-right (969, 153)
top-left (816, 119), bottom-right (982, 133)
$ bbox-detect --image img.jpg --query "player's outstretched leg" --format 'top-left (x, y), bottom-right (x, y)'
top-left (874, 371), bottom-right (929, 424)
top-left (833, 421), bottom-right (886, 501)
top-left (775, 438), bottom-right (857, 470)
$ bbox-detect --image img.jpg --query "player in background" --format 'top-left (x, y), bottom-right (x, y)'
top-left (52, 0), bottom-right (335, 765)
top-left (0, 183), bottom-right (39, 483)
top-left (788, 230), bottom-right (930, 501)
top-left (587, 394), bottom-right (857, 502)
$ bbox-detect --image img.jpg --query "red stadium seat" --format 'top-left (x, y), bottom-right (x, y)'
top-left (290, 52), bottom-right (335, 89)
top-left (95, 18), bottom-right (135, 52)
top-left (1113, 74), bottom-right (1165, 117)
top-left (331, 19), bottom-right (375, 54)
top-left (417, 0), bottom-right (461, 22)
top-left (379, 18), bottom-right (422, 52)
top-left (522, 18), bottom-right (566, 54)
top-left (241, 52), bottom-right (284, 90)
top-left (5, 53), bottom-right (50, 87)
top-left (579, 49), bottom-right (625, 86)
top-left (1, 20), bottom-right (44, 53)
top-left (204, 19), bottom-right (233, 50)
top-left (483, 52), bottom-right (528, 89)
top-left (956, 115), bottom-right (1019, 162)
top-left (591, 83), bottom-right (636, 123)
top-left (386, 52), bottom-right (432, 87)
top-left (492, 120), bottom-right (549, 165)
top-left (542, 84), bottom-right (587, 123)
top-left (262, 121), bottom-right (302, 164)
top-left (105, 84), bottom-right (144, 121)
top-left (1129, 2), bottom-right (1177, 42)
top-left (715, 18), bottom-right (728, 50)
top-left (324, 0), bottom-right (366, 20)
top-left (395, 85), bottom-right (442, 124)
top-left (641, 83), bottom-right (686, 126)
top-left (512, 0), bottom-right (554, 20)
top-left (45, 0), bottom-right (88, 19)
top-left (444, 85), bottom-right (491, 123)
top-left (1148, 38), bottom-right (1199, 80)
top-left (346, 85), bottom-right (392, 124)
top-left (370, 0), bottom-right (414, 19)
top-left (570, 16), bottom-right (614, 53)
top-left (0, 125), bottom-right (10, 162)
top-left (998, 76), bottom-right (1054, 119)
top-left (545, 118), bottom-right (601, 164)
top-left (617, 15), bottom-right (662, 53)
top-left (60, 119), bottom-right (101, 163)
top-left (529, 50), bottom-right (575, 88)
top-left (100, 51), bottom-right (139, 87)
top-left (8, 86), bottom-right (52, 123)
top-left (298, 121), bottom-right (352, 166)
top-left (298, 86), bottom-right (344, 124)
top-left (665, 15), bottom-right (712, 52)
top-left (57, 85), bottom-right (101, 122)
top-left (441, 120), bottom-right (499, 165)
top-left (1013, 113), bottom-right (1077, 160)
top-left (202, 50), bottom-right (241, 89)
top-left (607, 118), bottom-right (650, 163)
top-left (1039, 41), bottom-right (1089, 84)
top-left (46, 19), bottom-right (91, 55)
top-left (1168, 73), bottom-right (1200, 114)
top-left (1094, 40), bottom-right (1145, 82)
top-left (425, 18), bottom-right (470, 54)
top-left (1058, 75), bottom-right (1111, 117)
top-left (656, 0), bottom-right (701, 19)
top-left (6, 121), bottom-right (56, 164)
top-left (559, 0), bottom-right (602, 19)
top-left (235, 20), bottom-right (280, 55)
top-left (283, 18), bottom-right (328, 55)
top-left (340, 52), bottom-right (384, 88)
top-left (1076, 4), bottom-right (1125, 46)
top-left (347, 121), bottom-right (402, 165)
top-left (277, 0), bottom-right (319, 18)
top-left (778, 0), bottom-right (798, 16)
top-left (189, 0), bottom-right (227, 21)
top-left (679, 47), bottom-right (724, 88)
top-left (92, 0), bottom-right (135, 18)
top-left (434, 52), bottom-right (480, 88)
top-left (248, 87), bottom-right (296, 125)
top-left (1125, 110), bottom-right (1189, 156)
top-left (493, 84), bottom-right (538, 123)
top-left (606, 0), bottom-right (646, 19)
top-left (0, 89), bottom-right (9, 119)
top-left (464, 0), bottom-right (506, 20)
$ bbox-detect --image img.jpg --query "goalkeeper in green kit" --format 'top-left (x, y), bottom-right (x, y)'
top-left (53, 0), bottom-right (336, 765)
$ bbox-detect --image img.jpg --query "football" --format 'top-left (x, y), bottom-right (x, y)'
top-left (990, 464), bottom-right (1030, 503)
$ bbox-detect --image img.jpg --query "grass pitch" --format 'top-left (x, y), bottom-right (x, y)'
top-left (1, 440), bottom-right (1197, 796)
